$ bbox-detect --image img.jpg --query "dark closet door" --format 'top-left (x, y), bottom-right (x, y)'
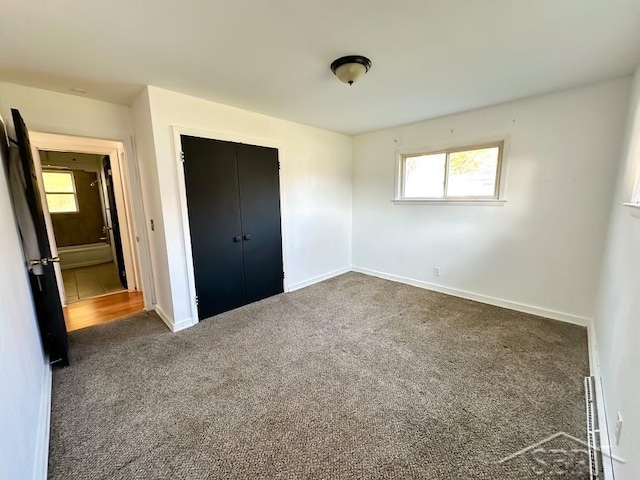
top-left (182, 135), bottom-right (247, 319)
top-left (237, 144), bottom-right (284, 303)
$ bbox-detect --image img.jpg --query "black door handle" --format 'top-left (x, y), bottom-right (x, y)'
top-left (243, 234), bottom-right (252, 241)
top-left (233, 236), bottom-right (242, 242)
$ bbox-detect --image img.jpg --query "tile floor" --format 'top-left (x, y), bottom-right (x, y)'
top-left (62, 262), bottom-right (126, 303)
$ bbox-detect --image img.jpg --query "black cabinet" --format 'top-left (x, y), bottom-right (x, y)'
top-left (182, 135), bottom-right (283, 320)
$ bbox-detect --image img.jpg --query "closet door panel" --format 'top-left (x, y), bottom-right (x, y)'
top-left (182, 135), bottom-right (246, 319)
top-left (237, 143), bottom-right (284, 303)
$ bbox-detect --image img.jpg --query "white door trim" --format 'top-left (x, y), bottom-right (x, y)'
top-left (171, 125), bottom-right (291, 325)
top-left (28, 132), bottom-right (153, 308)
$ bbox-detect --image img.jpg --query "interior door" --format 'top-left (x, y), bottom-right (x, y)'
top-left (11, 109), bottom-right (69, 366)
top-left (102, 155), bottom-right (127, 289)
top-left (182, 135), bottom-right (247, 319)
top-left (236, 143), bottom-right (284, 303)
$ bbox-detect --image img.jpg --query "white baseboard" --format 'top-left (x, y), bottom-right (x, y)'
top-left (287, 266), bottom-right (352, 292)
top-left (587, 324), bottom-right (600, 377)
top-left (33, 362), bottom-right (52, 480)
top-left (587, 325), bottom-right (616, 480)
top-left (172, 316), bottom-right (196, 332)
top-left (154, 305), bottom-right (173, 331)
top-left (154, 304), bottom-right (195, 332)
top-left (351, 266), bottom-right (589, 326)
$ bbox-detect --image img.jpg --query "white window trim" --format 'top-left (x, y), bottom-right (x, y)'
top-left (43, 168), bottom-right (79, 214)
top-left (623, 199), bottom-right (640, 220)
top-left (393, 198), bottom-right (507, 206)
top-left (393, 137), bottom-right (509, 205)
top-left (622, 170), bottom-right (640, 212)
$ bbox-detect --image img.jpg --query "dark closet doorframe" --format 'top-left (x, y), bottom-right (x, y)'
top-left (173, 127), bottom-right (289, 325)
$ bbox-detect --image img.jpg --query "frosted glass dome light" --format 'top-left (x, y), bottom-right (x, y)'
top-left (330, 55), bottom-right (372, 85)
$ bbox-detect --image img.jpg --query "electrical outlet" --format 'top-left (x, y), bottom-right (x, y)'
top-left (615, 412), bottom-right (623, 445)
top-left (433, 267), bottom-right (440, 277)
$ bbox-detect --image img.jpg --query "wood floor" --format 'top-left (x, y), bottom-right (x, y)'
top-left (64, 291), bottom-right (144, 332)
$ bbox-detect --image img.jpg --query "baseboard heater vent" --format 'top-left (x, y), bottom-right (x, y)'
top-left (585, 376), bottom-right (601, 479)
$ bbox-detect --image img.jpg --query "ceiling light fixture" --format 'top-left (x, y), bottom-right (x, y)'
top-left (330, 55), bottom-right (372, 86)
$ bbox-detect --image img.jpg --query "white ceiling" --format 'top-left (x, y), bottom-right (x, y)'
top-left (1, 0), bottom-right (639, 134)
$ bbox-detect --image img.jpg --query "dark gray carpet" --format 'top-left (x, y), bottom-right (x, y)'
top-left (49, 272), bottom-right (590, 479)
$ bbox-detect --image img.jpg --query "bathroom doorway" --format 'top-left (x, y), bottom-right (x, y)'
top-left (39, 151), bottom-right (126, 302)
top-left (27, 132), bottom-right (152, 332)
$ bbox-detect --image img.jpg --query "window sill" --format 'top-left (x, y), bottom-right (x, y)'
top-left (392, 198), bottom-right (507, 206)
top-left (623, 203), bottom-right (640, 218)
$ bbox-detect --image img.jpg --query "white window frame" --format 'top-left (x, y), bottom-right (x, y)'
top-left (623, 167), bottom-right (640, 211)
top-left (42, 169), bottom-right (79, 214)
top-left (394, 139), bottom-right (508, 205)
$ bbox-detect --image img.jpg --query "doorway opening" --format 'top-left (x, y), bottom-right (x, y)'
top-left (40, 151), bottom-right (125, 299)
top-left (30, 134), bottom-right (149, 332)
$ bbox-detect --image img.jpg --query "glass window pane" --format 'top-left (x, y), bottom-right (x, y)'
top-left (446, 147), bottom-right (499, 197)
top-left (46, 193), bottom-right (78, 213)
top-left (42, 171), bottom-right (75, 193)
top-left (404, 153), bottom-right (446, 198)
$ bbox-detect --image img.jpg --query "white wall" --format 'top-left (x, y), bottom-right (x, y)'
top-left (592, 66), bottom-right (640, 480)
top-left (130, 89), bottom-right (168, 314)
top-left (0, 140), bottom-right (49, 480)
top-left (352, 78), bottom-right (631, 324)
top-left (0, 82), bottom-right (135, 143)
top-left (134, 86), bottom-right (353, 328)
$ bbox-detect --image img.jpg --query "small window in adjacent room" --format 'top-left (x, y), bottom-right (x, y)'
top-left (42, 170), bottom-right (79, 213)
top-left (397, 141), bottom-right (505, 202)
